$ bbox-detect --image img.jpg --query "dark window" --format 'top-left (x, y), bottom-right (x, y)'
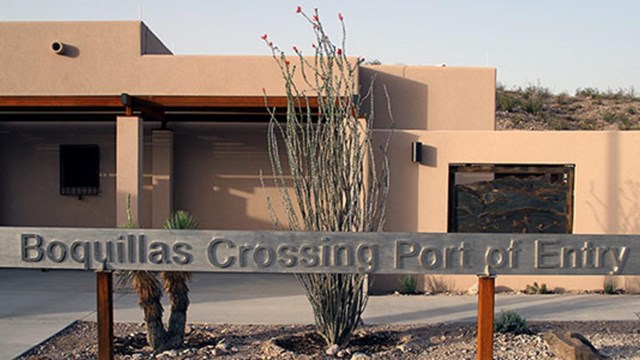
top-left (448, 164), bottom-right (574, 233)
top-left (60, 145), bottom-right (100, 196)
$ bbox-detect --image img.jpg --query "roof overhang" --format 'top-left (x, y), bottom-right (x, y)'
top-left (0, 94), bottom-right (320, 123)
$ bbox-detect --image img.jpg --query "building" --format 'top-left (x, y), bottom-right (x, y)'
top-left (1, 21), bottom-right (638, 292)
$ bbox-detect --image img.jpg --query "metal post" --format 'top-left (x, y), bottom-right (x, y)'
top-left (97, 271), bottom-right (114, 360)
top-left (477, 275), bottom-right (495, 360)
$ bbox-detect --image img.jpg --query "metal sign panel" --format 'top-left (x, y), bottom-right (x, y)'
top-left (0, 227), bottom-right (638, 275)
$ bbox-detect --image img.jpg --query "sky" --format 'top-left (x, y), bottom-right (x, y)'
top-left (1, 0), bottom-right (638, 94)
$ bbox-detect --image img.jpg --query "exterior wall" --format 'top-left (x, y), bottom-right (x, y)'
top-left (172, 123), bottom-right (282, 230)
top-left (0, 22), bottom-right (340, 96)
top-left (0, 21), bottom-right (493, 107)
top-left (360, 65), bottom-right (496, 130)
top-left (374, 130), bottom-right (640, 292)
top-left (0, 122), bottom-right (116, 227)
top-left (0, 22), bottom-right (142, 95)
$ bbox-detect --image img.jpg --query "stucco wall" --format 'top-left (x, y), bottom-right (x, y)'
top-left (0, 122), bottom-right (117, 227)
top-left (0, 22), bottom-right (142, 95)
top-left (360, 65), bottom-right (496, 131)
top-left (0, 22), bottom-right (342, 96)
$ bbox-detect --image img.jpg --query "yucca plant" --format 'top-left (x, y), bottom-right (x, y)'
top-left (161, 210), bottom-right (198, 347)
top-left (263, 7), bottom-right (391, 351)
top-left (118, 199), bottom-right (197, 352)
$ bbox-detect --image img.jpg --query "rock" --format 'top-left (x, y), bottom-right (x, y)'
top-left (158, 349), bottom-right (178, 358)
top-left (215, 339), bottom-right (229, 352)
top-left (429, 335), bottom-right (445, 344)
top-left (351, 353), bottom-right (371, 360)
top-left (261, 339), bottom-right (285, 358)
top-left (467, 283), bottom-right (478, 295)
top-left (543, 331), bottom-right (601, 360)
top-left (326, 344), bottom-right (340, 356)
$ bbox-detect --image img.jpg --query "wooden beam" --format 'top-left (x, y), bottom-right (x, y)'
top-left (0, 96), bottom-right (123, 108)
top-left (0, 95), bottom-right (319, 110)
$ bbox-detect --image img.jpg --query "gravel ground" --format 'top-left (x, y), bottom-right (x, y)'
top-left (18, 320), bottom-right (640, 359)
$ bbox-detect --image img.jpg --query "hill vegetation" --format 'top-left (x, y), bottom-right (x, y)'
top-left (496, 85), bottom-right (640, 130)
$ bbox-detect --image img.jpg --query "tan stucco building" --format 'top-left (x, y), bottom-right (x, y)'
top-left (1, 21), bottom-right (638, 292)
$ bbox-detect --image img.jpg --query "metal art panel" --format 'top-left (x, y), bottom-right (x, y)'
top-left (0, 227), bottom-right (637, 275)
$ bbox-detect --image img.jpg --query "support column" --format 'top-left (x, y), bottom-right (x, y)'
top-left (116, 116), bottom-right (143, 227)
top-left (151, 129), bottom-right (173, 228)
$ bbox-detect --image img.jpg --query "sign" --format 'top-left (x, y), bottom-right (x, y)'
top-left (0, 227), bottom-right (637, 275)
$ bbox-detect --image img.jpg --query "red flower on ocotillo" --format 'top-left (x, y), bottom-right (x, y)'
top-left (338, 13), bottom-right (344, 21)
top-left (296, 5), bottom-right (301, 13)
top-left (313, 15), bottom-right (319, 22)
top-left (337, 48), bottom-right (342, 56)
top-left (293, 46), bottom-right (298, 53)
top-left (261, 34), bottom-right (267, 40)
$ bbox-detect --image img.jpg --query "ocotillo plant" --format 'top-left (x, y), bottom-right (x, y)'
top-left (262, 7), bottom-right (391, 350)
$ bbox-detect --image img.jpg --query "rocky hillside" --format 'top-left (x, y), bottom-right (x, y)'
top-left (496, 85), bottom-right (640, 130)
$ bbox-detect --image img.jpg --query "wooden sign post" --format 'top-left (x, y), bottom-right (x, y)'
top-left (97, 271), bottom-right (114, 360)
top-left (477, 275), bottom-right (496, 360)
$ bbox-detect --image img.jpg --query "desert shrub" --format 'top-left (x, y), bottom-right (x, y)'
top-left (602, 110), bottom-right (618, 123)
top-left (399, 275), bottom-right (418, 295)
top-left (496, 90), bottom-right (522, 112)
top-left (555, 92), bottom-right (573, 105)
top-left (576, 87), bottom-right (601, 98)
top-left (581, 117), bottom-right (598, 130)
top-left (521, 84), bottom-right (550, 115)
top-left (602, 110), bottom-right (635, 129)
top-left (576, 87), bottom-right (638, 101)
top-left (524, 282), bottom-right (552, 294)
top-left (543, 113), bottom-right (569, 130)
top-left (263, 7), bottom-right (391, 351)
top-left (619, 113), bottom-right (634, 130)
top-left (424, 275), bottom-right (455, 294)
top-left (495, 311), bottom-right (529, 335)
top-left (603, 276), bottom-right (618, 294)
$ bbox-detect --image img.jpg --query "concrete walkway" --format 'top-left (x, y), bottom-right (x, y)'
top-left (2, 269), bottom-right (640, 359)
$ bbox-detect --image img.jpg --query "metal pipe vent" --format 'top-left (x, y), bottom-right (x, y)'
top-left (51, 41), bottom-right (66, 55)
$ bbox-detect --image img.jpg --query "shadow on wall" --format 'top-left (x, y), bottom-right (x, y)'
top-left (584, 132), bottom-right (640, 234)
top-left (372, 131), bottom-right (423, 292)
top-left (586, 180), bottom-right (640, 234)
top-left (359, 67), bottom-right (429, 130)
top-left (173, 125), bottom-right (276, 231)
